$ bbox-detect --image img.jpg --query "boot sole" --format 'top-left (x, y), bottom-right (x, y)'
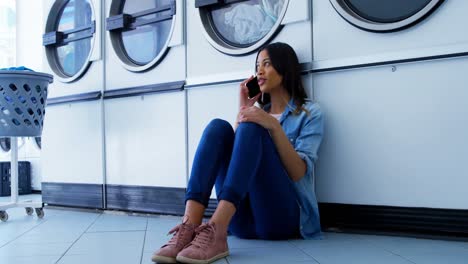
top-left (176, 251), bottom-right (230, 264)
top-left (151, 254), bottom-right (177, 263)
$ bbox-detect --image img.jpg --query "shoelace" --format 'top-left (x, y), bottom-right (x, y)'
top-left (190, 223), bottom-right (215, 249)
top-left (165, 223), bottom-right (190, 248)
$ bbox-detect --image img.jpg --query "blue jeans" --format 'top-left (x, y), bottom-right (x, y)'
top-left (186, 119), bottom-right (300, 240)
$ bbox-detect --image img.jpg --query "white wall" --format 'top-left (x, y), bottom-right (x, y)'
top-left (14, 0), bottom-right (44, 190)
top-left (16, 0), bottom-right (43, 71)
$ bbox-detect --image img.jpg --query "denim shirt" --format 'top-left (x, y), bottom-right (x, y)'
top-left (264, 99), bottom-right (324, 239)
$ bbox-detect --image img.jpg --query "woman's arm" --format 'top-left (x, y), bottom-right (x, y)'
top-left (268, 122), bottom-right (307, 182)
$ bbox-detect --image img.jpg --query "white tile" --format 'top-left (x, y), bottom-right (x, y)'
top-left (146, 216), bottom-right (180, 231)
top-left (404, 253), bottom-right (468, 264)
top-left (66, 231), bottom-right (145, 255)
top-left (0, 225), bottom-right (37, 246)
top-left (140, 251), bottom-right (229, 264)
top-left (0, 242), bottom-right (71, 257)
top-left (57, 253), bottom-right (142, 264)
top-left (0, 254), bottom-right (61, 264)
top-left (87, 214), bottom-right (147, 232)
top-left (228, 236), bottom-right (297, 249)
top-left (140, 251), bottom-right (155, 264)
top-left (43, 208), bottom-right (100, 218)
top-left (143, 232), bottom-right (171, 253)
top-left (227, 245), bottom-right (317, 264)
top-left (9, 211), bottom-right (99, 244)
top-left (290, 236), bottom-right (413, 264)
top-left (361, 235), bottom-right (468, 256)
top-left (12, 230), bottom-right (84, 244)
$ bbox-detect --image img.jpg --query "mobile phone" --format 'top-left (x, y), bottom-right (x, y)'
top-left (246, 76), bottom-right (261, 99)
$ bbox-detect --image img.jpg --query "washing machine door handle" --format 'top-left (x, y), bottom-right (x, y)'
top-left (195, 0), bottom-right (221, 8)
top-left (106, 2), bottom-right (176, 32)
top-left (195, 0), bottom-right (246, 8)
top-left (43, 21), bottom-right (96, 47)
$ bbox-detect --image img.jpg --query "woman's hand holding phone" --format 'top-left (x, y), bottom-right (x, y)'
top-left (239, 76), bottom-right (261, 108)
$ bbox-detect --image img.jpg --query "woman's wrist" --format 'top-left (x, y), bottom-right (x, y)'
top-left (268, 118), bottom-right (282, 133)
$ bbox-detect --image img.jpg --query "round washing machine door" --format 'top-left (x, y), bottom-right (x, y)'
top-left (43, 0), bottom-right (96, 83)
top-left (0, 138), bottom-right (10, 153)
top-left (34, 137), bottom-right (41, 150)
top-left (196, 0), bottom-right (289, 56)
top-left (329, 0), bottom-right (445, 32)
top-left (106, 0), bottom-right (177, 72)
top-left (0, 137), bottom-right (25, 152)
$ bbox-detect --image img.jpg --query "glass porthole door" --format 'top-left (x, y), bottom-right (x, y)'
top-left (43, 0), bottom-right (97, 82)
top-left (195, 0), bottom-right (288, 55)
top-left (0, 138), bottom-right (10, 153)
top-left (106, 0), bottom-right (176, 72)
top-left (329, 0), bottom-right (445, 32)
top-left (0, 137), bottom-right (25, 153)
top-left (34, 137), bottom-right (41, 150)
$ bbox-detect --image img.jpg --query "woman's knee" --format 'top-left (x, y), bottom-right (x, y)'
top-left (204, 118), bottom-right (234, 139)
top-left (236, 122), bottom-right (268, 137)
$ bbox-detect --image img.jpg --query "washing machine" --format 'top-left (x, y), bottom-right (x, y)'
top-left (21, 137), bottom-right (42, 191)
top-left (187, 0), bottom-right (311, 84)
top-left (20, 137), bottom-right (42, 161)
top-left (0, 138), bottom-right (26, 162)
top-left (2, 137), bottom-right (43, 191)
top-left (185, 0), bottom-right (313, 204)
top-left (0, 138), bottom-right (11, 162)
top-left (103, 0), bottom-right (187, 214)
top-left (312, 0), bottom-right (465, 70)
top-left (41, 0), bottom-right (105, 208)
top-left (312, 1), bottom-right (468, 212)
top-left (43, 0), bottom-right (103, 96)
top-left (0, 138), bottom-right (32, 190)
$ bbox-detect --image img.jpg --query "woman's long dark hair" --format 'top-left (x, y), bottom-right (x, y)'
top-left (255, 42), bottom-right (308, 114)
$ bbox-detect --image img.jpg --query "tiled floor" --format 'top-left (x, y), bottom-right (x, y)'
top-left (1, 195), bottom-right (468, 264)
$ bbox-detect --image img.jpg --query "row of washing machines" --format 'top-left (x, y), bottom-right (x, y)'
top-left (36, 0), bottom-right (468, 214)
top-left (0, 137), bottom-right (42, 191)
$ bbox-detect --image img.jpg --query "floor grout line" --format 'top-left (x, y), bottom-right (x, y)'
top-left (370, 243), bottom-right (418, 264)
top-left (385, 251), bottom-right (418, 264)
top-left (287, 240), bottom-right (322, 264)
top-left (346, 236), bottom-right (418, 264)
top-left (139, 217), bottom-right (149, 264)
top-left (54, 212), bottom-right (103, 264)
top-left (0, 217), bottom-right (49, 249)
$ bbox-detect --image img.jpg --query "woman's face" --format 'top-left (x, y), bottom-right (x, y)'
top-left (256, 50), bottom-right (283, 94)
